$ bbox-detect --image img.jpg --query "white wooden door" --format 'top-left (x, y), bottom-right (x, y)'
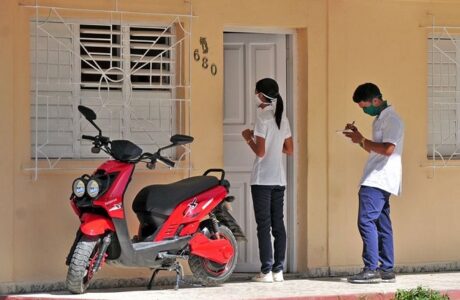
top-left (223, 33), bottom-right (287, 272)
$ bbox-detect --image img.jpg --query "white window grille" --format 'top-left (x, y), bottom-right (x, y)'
top-left (30, 14), bottom-right (189, 160)
top-left (428, 28), bottom-right (460, 162)
top-left (31, 21), bottom-right (75, 159)
top-left (27, 6), bottom-right (193, 179)
top-left (79, 25), bottom-right (174, 91)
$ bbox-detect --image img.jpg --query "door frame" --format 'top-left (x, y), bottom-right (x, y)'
top-left (223, 27), bottom-right (299, 272)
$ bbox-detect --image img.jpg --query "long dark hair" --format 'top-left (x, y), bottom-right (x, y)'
top-left (255, 78), bottom-right (284, 129)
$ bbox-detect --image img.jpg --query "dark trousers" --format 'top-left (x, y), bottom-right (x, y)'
top-left (251, 185), bottom-right (286, 274)
top-left (358, 185), bottom-right (394, 271)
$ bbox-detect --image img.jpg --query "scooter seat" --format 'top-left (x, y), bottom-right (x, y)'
top-left (132, 176), bottom-right (220, 216)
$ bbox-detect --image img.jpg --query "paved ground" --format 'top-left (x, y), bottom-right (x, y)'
top-left (2, 272), bottom-right (460, 300)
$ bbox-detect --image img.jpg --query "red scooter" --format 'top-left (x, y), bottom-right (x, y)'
top-left (65, 105), bottom-right (245, 294)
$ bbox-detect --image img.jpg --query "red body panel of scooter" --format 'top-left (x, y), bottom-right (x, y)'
top-left (189, 233), bottom-right (234, 264)
top-left (154, 185), bottom-right (228, 241)
top-left (92, 161), bottom-right (135, 219)
top-left (80, 213), bottom-right (115, 236)
top-left (77, 161), bottom-right (134, 235)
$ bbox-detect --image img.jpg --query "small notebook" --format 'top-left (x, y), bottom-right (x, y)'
top-left (335, 129), bottom-right (354, 134)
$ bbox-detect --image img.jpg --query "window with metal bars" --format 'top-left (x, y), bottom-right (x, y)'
top-left (79, 24), bottom-right (174, 91)
top-left (80, 24), bottom-right (122, 90)
top-left (30, 21), bottom-right (177, 159)
top-left (427, 36), bottom-right (460, 158)
top-left (129, 26), bottom-right (173, 90)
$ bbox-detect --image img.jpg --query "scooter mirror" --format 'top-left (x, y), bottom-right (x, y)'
top-left (78, 105), bottom-right (97, 121)
top-left (170, 134), bottom-right (194, 145)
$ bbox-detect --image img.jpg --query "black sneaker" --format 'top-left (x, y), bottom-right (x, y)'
top-left (380, 269), bottom-right (396, 282)
top-left (347, 269), bottom-right (381, 284)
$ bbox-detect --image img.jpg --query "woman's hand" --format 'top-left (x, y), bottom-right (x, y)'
top-left (242, 129), bottom-right (253, 141)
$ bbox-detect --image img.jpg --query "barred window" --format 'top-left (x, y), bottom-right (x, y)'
top-left (427, 35), bottom-right (460, 158)
top-left (31, 21), bottom-right (177, 159)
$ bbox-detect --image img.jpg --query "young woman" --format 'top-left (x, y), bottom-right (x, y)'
top-left (241, 78), bottom-right (293, 283)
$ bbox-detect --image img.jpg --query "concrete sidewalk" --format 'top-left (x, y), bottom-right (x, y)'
top-left (2, 272), bottom-right (460, 300)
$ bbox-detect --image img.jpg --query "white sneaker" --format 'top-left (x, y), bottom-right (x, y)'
top-left (273, 271), bottom-right (284, 282)
top-left (252, 271), bottom-right (273, 283)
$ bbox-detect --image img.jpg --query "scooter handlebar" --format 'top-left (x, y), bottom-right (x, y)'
top-left (82, 135), bottom-right (96, 141)
top-left (157, 156), bottom-right (175, 168)
top-left (81, 135), bottom-right (110, 143)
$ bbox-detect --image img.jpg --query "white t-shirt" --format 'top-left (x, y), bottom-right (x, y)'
top-left (250, 106), bottom-right (292, 186)
top-left (360, 106), bottom-right (404, 196)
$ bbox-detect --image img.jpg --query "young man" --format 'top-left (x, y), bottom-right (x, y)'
top-left (343, 82), bottom-right (404, 284)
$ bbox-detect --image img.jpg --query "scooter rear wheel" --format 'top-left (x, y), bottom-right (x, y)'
top-left (189, 225), bottom-right (237, 286)
top-left (65, 236), bottom-right (100, 294)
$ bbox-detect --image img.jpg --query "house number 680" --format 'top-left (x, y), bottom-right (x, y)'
top-left (211, 64), bottom-right (217, 76)
top-left (202, 57), bottom-right (209, 69)
top-left (193, 49), bottom-right (200, 61)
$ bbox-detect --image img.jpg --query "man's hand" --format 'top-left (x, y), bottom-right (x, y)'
top-left (343, 124), bottom-right (363, 144)
top-left (345, 122), bottom-right (357, 132)
top-left (242, 129), bottom-right (253, 141)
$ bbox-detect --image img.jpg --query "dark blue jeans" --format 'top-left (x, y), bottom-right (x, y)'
top-left (358, 185), bottom-right (394, 271)
top-left (251, 185), bottom-right (286, 274)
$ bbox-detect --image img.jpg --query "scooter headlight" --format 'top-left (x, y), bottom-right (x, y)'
top-left (72, 179), bottom-right (86, 198)
top-left (87, 179), bottom-right (101, 198)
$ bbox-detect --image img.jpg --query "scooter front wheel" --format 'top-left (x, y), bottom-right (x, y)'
top-left (189, 225), bottom-right (238, 286)
top-left (65, 236), bottom-right (100, 294)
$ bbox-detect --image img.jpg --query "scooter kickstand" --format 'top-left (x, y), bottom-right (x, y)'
top-left (148, 269), bottom-right (160, 290)
top-left (173, 262), bottom-right (184, 290)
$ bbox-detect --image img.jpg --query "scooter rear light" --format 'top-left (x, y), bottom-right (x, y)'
top-left (224, 196), bottom-right (235, 202)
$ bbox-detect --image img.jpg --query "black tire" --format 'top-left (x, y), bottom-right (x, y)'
top-left (65, 236), bottom-right (100, 294)
top-left (189, 225), bottom-right (238, 286)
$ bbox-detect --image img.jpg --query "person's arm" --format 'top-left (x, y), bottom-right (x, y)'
top-left (359, 138), bottom-right (395, 156)
top-left (343, 125), bottom-right (395, 156)
top-left (283, 137), bottom-right (293, 155)
top-left (242, 129), bottom-right (266, 157)
top-left (344, 119), bottom-right (402, 156)
top-left (250, 136), bottom-right (266, 157)
top-left (345, 118), bottom-right (402, 156)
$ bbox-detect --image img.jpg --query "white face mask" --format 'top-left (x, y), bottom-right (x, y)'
top-left (254, 95), bottom-right (264, 108)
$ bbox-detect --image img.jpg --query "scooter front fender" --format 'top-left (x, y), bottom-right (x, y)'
top-left (80, 213), bottom-right (115, 236)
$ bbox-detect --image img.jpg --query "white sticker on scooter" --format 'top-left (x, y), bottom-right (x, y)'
top-left (109, 203), bottom-right (122, 211)
top-left (201, 198), bottom-right (214, 210)
top-left (183, 198), bottom-right (198, 216)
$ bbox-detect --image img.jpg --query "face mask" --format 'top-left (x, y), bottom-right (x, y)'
top-left (363, 101), bottom-right (388, 116)
top-left (254, 95), bottom-right (264, 108)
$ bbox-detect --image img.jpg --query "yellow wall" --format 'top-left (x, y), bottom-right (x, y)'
top-left (328, 0), bottom-right (460, 271)
top-left (0, 0), bottom-right (16, 284)
top-left (3, 0), bottom-right (460, 287)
